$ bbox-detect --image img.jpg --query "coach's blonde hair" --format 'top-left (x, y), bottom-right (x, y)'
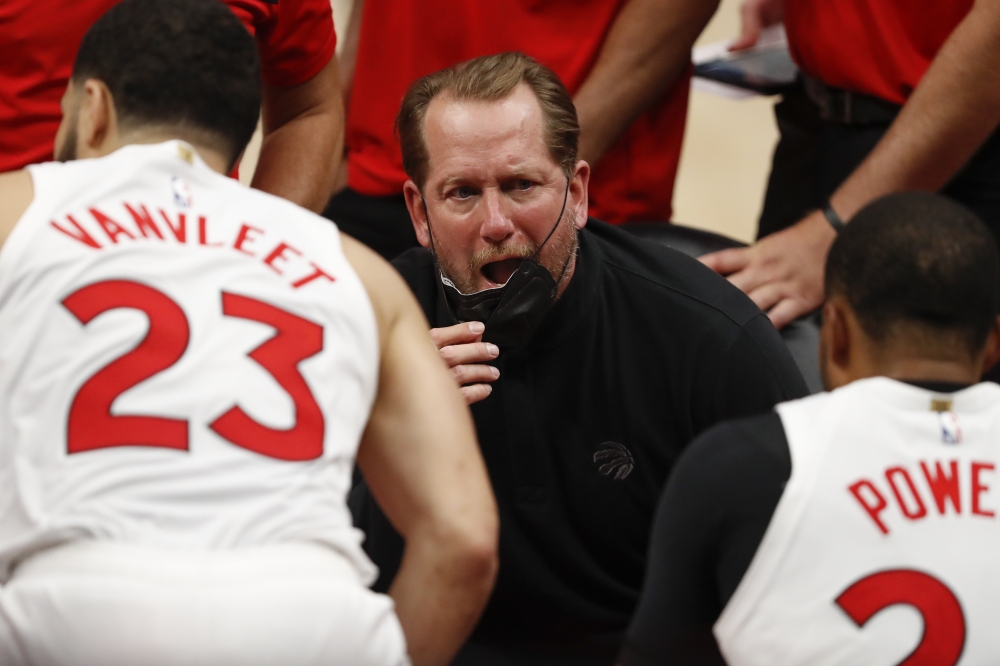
top-left (396, 52), bottom-right (580, 191)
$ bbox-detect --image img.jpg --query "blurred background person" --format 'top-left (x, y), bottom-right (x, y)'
top-left (326, 0), bottom-right (723, 259)
top-left (1, 0), bottom-right (344, 212)
top-left (702, 0), bottom-right (1000, 338)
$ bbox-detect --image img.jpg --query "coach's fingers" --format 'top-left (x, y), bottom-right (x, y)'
top-left (700, 247), bottom-right (751, 276)
top-left (461, 383), bottom-right (493, 405)
top-left (452, 363), bottom-right (500, 386)
top-left (430, 321), bottom-right (485, 350)
top-left (439, 341), bottom-right (500, 369)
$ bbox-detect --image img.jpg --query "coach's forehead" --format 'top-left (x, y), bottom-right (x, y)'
top-left (422, 84), bottom-right (554, 180)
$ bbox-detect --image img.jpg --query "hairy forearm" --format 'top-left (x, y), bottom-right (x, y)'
top-left (251, 102), bottom-right (344, 213)
top-left (573, 0), bottom-right (720, 165)
top-left (390, 523), bottom-right (498, 666)
top-left (830, 0), bottom-right (1000, 219)
top-left (251, 56), bottom-right (346, 213)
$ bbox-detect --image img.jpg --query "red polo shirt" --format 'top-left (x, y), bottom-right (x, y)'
top-left (0, 0), bottom-right (336, 173)
top-left (784, 0), bottom-right (973, 105)
top-left (345, 0), bottom-right (690, 224)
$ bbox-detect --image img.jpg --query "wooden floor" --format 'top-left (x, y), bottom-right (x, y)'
top-left (243, 0), bottom-right (778, 245)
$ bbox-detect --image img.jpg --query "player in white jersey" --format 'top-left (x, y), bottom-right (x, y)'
top-left (619, 192), bottom-right (1000, 666)
top-left (0, 1), bottom-right (499, 665)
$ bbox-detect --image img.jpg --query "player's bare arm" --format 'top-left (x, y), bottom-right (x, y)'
top-left (0, 170), bottom-right (34, 250)
top-left (343, 234), bottom-right (499, 666)
top-left (253, 54), bottom-right (345, 213)
top-left (703, 0), bottom-right (1000, 329)
top-left (573, 0), bottom-right (720, 166)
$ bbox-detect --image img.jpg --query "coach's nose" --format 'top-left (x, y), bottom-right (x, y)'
top-left (479, 188), bottom-right (515, 244)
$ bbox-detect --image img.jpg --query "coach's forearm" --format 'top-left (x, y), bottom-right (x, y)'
top-left (390, 521), bottom-right (498, 666)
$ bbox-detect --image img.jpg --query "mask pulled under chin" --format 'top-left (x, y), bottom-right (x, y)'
top-left (429, 179), bottom-right (572, 349)
top-left (439, 256), bottom-right (559, 348)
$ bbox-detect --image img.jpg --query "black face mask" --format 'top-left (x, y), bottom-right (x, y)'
top-left (426, 182), bottom-right (573, 348)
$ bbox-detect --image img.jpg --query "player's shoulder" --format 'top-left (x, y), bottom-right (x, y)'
top-left (341, 233), bottom-right (427, 344)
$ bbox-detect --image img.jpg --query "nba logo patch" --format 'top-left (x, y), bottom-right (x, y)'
top-left (171, 176), bottom-right (193, 208)
top-left (939, 411), bottom-right (962, 444)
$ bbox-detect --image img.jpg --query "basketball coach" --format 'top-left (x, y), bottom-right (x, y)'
top-left (349, 53), bottom-right (808, 666)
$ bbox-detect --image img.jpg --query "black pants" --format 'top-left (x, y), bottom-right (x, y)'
top-left (759, 84), bottom-right (1000, 383)
top-left (322, 187), bottom-right (418, 261)
top-left (758, 85), bottom-right (1000, 240)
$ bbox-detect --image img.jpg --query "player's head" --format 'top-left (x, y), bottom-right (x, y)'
top-left (821, 192), bottom-right (1000, 390)
top-left (396, 52), bottom-right (589, 298)
top-left (54, 0), bottom-right (261, 170)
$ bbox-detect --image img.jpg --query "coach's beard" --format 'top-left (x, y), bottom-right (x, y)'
top-left (429, 182), bottom-right (574, 349)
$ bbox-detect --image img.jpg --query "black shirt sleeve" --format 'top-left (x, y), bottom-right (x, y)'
top-left (619, 412), bottom-right (791, 666)
top-left (712, 314), bottom-right (809, 424)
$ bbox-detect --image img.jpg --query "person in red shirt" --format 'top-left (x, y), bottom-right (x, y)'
top-left (702, 0), bottom-right (1000, 338)
top-left (325, 0), bottom-right (721, 259)
top-left (0, 0), bottom-right (342, 213)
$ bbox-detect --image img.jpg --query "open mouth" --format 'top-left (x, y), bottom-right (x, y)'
top-left (481, 258), bottom-right (525, 286)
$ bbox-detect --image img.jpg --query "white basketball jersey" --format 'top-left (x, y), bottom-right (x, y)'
top-left (715, 377), bottom-right (1000, 665)
top-left (0, 142), bottom-right (379, 584)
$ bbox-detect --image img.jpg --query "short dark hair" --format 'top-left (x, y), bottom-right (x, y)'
top-left (396, 52), bottom-right (580, 191)
top-left (72, 0), bottom-right (261, 166)
top-left (825, 192), bottom-right (1000, 356)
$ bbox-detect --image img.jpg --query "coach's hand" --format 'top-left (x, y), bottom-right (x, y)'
top-left (701, 211), bottom-right (835, 329)
top-left (431, 322), bottom-right (500, 404)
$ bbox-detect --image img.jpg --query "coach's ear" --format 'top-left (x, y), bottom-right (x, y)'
top-left (77, 79), bottom-right (120, 158)
top-left (403, 180), bottom-right (431, 248)
top-left (979, 315), bottom-right (1000, 377)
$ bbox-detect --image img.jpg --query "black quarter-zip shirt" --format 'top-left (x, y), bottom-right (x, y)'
top-left (351, 219), bottom-right (808, 665)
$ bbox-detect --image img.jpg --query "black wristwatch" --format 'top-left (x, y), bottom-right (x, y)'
top-left (822, 201), bottom-right (846, 233)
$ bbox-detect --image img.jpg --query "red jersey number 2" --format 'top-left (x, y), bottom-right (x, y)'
top-left (836, 569), bottom-right (966, 666)
top-left (63, 280), bottom-right (325, 461)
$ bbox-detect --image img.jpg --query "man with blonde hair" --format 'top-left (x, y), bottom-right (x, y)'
top-left (351, 52), bottom-right (808, 665)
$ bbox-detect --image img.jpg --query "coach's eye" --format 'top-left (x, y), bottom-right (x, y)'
top-left (453, 186), bottom-right (476, 200)
top-left (516, 179), bottom-right (534, 191)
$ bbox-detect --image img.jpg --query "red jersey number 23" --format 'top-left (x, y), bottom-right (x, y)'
top-left (62, 279), bottom-right (324, 461)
